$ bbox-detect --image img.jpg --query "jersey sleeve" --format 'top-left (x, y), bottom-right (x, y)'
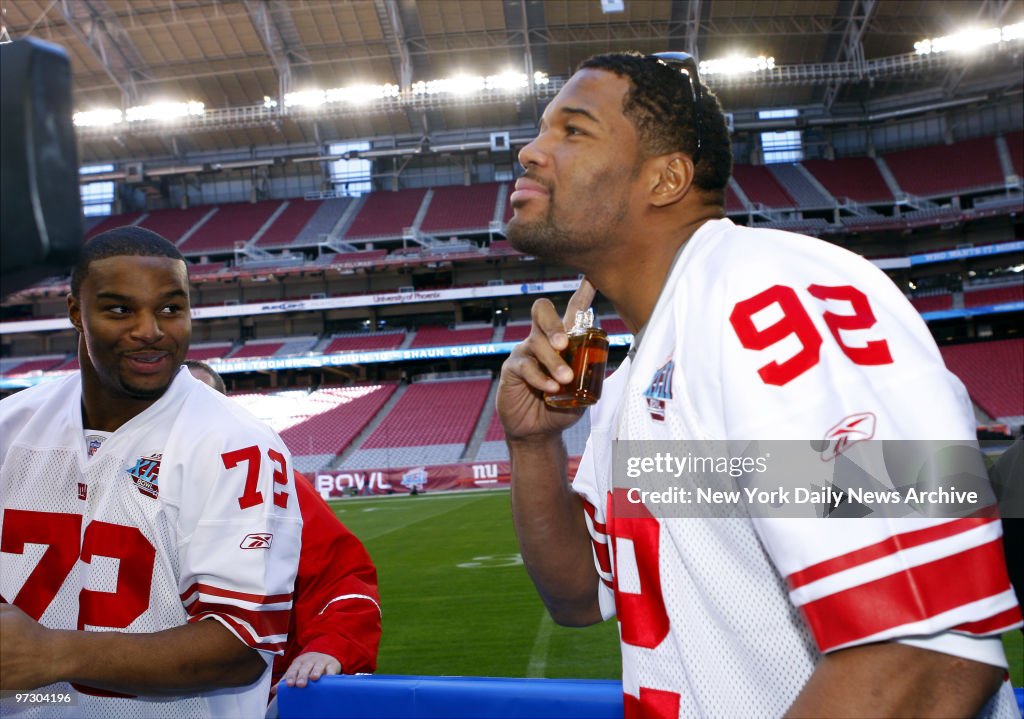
top-left (175, 421), bottom-right (303, 658)
top-left (711, 240), bottom-right (1021, 653)
top-left (276, 473), bottom-right (381, 681)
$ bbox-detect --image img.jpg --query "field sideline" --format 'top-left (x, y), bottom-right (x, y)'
top-left (329, 490), bottom-right (1023, 687)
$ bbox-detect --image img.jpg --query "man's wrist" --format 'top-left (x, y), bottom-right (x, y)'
top-left (44, 629), bottom-right (81, 685)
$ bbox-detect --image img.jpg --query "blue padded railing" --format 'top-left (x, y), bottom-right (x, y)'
top-left (278, 675), bottom-right (623, 719)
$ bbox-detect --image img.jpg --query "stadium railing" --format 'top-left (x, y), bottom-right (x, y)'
top-left (277, 675), bottom-right (623, 719)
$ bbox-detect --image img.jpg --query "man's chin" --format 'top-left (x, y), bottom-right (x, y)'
top-left (120, 378), bottom-right (173, 401)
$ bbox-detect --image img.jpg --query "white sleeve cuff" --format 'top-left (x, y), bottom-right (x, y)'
top-left (895, 632), bottom-right (1008, 669)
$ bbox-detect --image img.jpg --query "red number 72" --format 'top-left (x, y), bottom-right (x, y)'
top-left (729, 284), bottom-right (893, 387)
top-left (222, 446), bottom-right (291, 510)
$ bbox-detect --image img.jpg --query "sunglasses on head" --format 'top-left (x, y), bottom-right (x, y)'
top-left (648, 51), bottom-right (705, 164)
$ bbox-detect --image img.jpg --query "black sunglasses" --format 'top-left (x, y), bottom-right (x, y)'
top-left (648, 51), bottom-right (705, 164)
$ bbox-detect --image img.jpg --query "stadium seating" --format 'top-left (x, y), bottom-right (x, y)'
top-left (724, 182), bottom-right (746, 214)
top-left (344, 379), bottom-right (490, 468)
top-left (185, 342), bottom-right (233, 361)
top-left (883, 137), bottom-right (1004, 198)
top-left (4, 356), bottom-right (65, 375)
top-left (409, 325), bottom-right (494, 348)
top-left (420, 183), bottom-right (502, 235)
top-left (345, 188), bottom-right (428, 240)
top-left (275, 384), bottom-right (399, 473)
top-left (323, 331), bottom-right (406, 354)
top-left (963, 284), bottom-right (1024, 308)
top-left (293, 198), bottom-right (356, 245)
top-left (909, 293), bottom-right (953, 313)
top-left (256, 199), bottom-right (325, 248)
top-left (1005, 130), bottom-right (1023, 177)
top-left (228, 339), bottom-right (286, 359)
top-left (138, 206), bottom-right (212, 244)
top-left (502, 323), bottom-right (532, 342)
top-left (767, 164), bottom-right (834, 209)
top-left (940, 338), bottom-right (1024, 422)
top-left (179, 200), bottom-right (283, 254)
top-left (802, 157), bottom-right (894, 203)
top-left (731, 164), bottom-right (796, 208)
top-left (85, 212), bottom-right (145, 240)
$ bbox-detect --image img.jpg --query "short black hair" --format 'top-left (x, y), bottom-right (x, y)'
top-left (578, 52), bottom-right (732, 195)
top-left (184, 359), bottom-right (227, 395)
top-left (71, 226), bottom-right (185, 297)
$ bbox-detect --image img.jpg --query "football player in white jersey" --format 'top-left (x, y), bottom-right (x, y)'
top-left (498, 52), bottom-right (1020, 718)
top-left (0, 227), bottom-right (302, 718)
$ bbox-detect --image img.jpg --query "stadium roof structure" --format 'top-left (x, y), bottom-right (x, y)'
top-left (2, 0), bottom-right (1022, 163)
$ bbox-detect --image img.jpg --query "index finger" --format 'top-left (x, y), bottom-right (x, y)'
top-left (562, 277), bottom-right (597, 328)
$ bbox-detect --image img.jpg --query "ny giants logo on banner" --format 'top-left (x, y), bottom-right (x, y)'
top-left (126, 452), bottom-right (162, 499)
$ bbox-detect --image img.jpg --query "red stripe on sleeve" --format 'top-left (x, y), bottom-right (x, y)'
top-left (186, 598), bottom-right (291, 638)
top-left (179, 582), bottom-right (293, 605)
top-left (190, 611), bottom-right (288, 654)
top-left (952, 606), bottom-right (1023, 636)
top-left (800, 539), bottom-right (1014, 651)
top-left (787, 517), bottom-right (999, 590)
top-left (582, 499), bottom-right (608, 535)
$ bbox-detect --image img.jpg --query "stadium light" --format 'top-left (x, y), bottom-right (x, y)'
top-left (699, 55), bottom-right (776, 76)
top-left (72, 108), bottom-right (123, 127)
top-left (124, 100), bottom-right (205, 122)
top-left (914, 22), bottom-right (1024, 55)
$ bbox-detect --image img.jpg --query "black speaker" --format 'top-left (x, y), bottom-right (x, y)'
top-left (0, 37), bottom-right (83, 294)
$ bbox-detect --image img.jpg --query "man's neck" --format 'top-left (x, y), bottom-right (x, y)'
top-left (583, 212), bottom-right (720, 334)
top-left (79, 367), bottom-right (162, 433)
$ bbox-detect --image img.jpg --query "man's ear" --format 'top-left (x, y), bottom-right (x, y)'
top-left (649, 154), bottom-right (694, 208)
top-left (68, 293), bottom-right (83, 333)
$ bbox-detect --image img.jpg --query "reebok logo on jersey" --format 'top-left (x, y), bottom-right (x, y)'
top-left (241, 533), bottom-right (274, 549)
top-left (126, 452), bottom-right (162, 499)
top-left (643, 358), bottom-right (674, 421)
top-left (821, 412), bottom-right (876, 461)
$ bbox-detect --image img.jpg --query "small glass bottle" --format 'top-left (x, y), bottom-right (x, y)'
top-left (544, 308), bottom-right (609, 409)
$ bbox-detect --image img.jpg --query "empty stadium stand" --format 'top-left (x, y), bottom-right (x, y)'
top-left (502, 323), bottom-right (532, 343)
top-left (940, 339), bottom-right (1024, 423)
top-left (85, 212), bottom-right (145, 240)
top-left (767, 164), bottom-right (834, 209)
top-left (322, 331), bottom-right (406, 354)
top-left (179, 200), bottom-right (283, 254)
top-left (228, 339), bottom-right (286, 359)
top-left (802, 157), bottom-right (894, 203)
top-left (1005, 130), bottom-right (1023, 177)
top-left (138, 206), bottom-right (212, 244)
top-left (256, 199), bottom-right (324, 248)
top-left (731, 164), bottom-right (796, 209)
top-left (4, 356), bottom-right (65, 375)
top-left (883, 136), bottom-right (1005, 198)
top-left (409, 325), bottom-right (494, 348)
top-left (345, 378), bottom-right (490, 468)
top-left (345, 188), bottom-right (428, 240)
top-left (293, 198), bottom-right (356, 245)
top-left (185, 342), bottom-right (233, 361)
top-left (277, 384), bottom-right (399, 473)
top-left (963, 284), bottom-right (1024, 308)
top-left (420, 183), bottom-right (502, 235)
top-left (909, 293), bottom-right (954, 313)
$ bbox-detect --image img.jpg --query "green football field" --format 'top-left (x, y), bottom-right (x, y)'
top-left (329, 490), bottom-right (1023, 687)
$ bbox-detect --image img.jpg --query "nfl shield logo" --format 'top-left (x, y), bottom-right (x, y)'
top-left (643, 358), bottom-right (674, 422)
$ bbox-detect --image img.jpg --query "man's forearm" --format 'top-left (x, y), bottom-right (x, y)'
top-left (786, 641), bottom-right (1004, 718)
top-left (509, 436), bottom-right (603, 626)
top-left (52, 618), bottom-right (267, 695)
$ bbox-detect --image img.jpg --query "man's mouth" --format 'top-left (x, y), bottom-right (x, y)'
top-left (124, 352), bottom-right (171, 374)
top-left (510, 177), bottom-right (551, 206)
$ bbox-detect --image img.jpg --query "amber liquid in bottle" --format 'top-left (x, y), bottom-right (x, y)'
top-left (544, 310), bottom-right (609, 409)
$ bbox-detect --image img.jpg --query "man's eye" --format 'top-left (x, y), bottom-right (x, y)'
top-left (161, 305), bottom-right (182, 314)
top-left (566, 125), bottom-right (583, 135)
top-left (106, 306), bottom-right (129, 315)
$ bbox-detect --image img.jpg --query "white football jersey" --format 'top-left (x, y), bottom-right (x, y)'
top-left (572, 219), bottom-right (1021, 718)
top-left (0, 369), bottom-right (303, 719)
